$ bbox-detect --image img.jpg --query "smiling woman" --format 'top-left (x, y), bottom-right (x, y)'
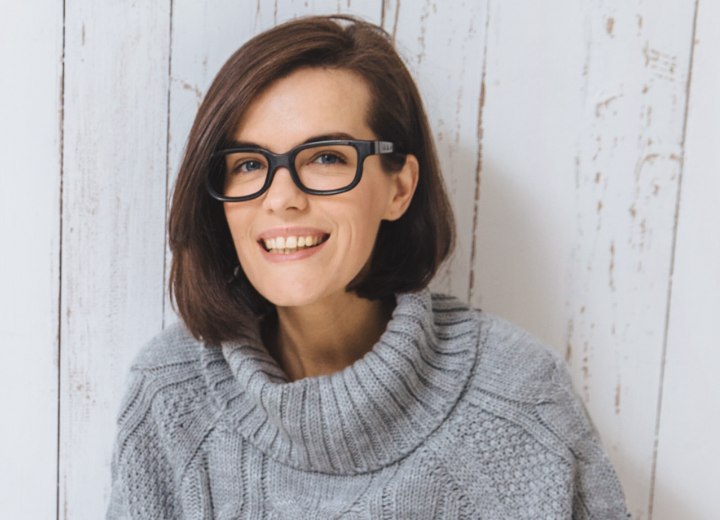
top-left (106, 15), bottom-right (630, 519)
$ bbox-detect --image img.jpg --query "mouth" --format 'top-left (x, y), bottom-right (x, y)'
top-left (259, 233), bottom-right (330, 254)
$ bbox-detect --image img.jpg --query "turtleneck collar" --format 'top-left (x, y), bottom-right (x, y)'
top-left (201, 289), bottom-right (478, 475)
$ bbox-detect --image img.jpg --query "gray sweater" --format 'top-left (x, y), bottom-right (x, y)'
top-left (106, 290), bottom-right (629, 519)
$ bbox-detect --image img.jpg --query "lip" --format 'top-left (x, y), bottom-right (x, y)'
top-left (256, 226), bottom-right (330, 263)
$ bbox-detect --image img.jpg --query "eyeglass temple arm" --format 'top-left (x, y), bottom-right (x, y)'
top-left (374, 141), bottom-right (395, 154)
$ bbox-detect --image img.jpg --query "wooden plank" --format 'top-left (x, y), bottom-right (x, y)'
top-left (471, 2), bottom-right (696, 518)
top-left (651, 1), bottom-right (720, 519)
top-left (470, 0), bottom-right (587, 337)
top-left (382, 0), bottom-right (489, 300)
top-left (60, 1), bottom-right (170, 518)
top-left (0, 3), bottom-right (63, 518)
top-left (164, 0), bottom-right (383, 326)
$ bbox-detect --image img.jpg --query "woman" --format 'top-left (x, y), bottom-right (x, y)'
top-left (107, 15), bottom-right (629, 519)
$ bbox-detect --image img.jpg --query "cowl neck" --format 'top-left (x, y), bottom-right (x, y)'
top-left (201, 289), bottom-right (478, 475)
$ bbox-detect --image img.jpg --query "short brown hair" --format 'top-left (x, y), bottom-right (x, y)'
top-left (168, 15), bottom-right (455, 344)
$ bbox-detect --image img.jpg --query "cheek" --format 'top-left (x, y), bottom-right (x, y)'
top-left (224, 205), bottom-right (255, 257)
top-left (336, 188), bottom-right (388, 258)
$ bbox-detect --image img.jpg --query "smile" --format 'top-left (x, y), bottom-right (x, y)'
top-left (260, 234), bottom-right (329, 254)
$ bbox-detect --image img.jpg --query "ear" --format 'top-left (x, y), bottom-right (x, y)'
top-left (382, 154), bottom-right (419, 221)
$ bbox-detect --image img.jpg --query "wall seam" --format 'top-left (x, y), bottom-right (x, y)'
top-left (646, 0), bottom-right (701, 517)
top-left (161, 0), bottom-right (175, 330)
top-left (467, 0), bottom-right (491, 304)
top-left (56, 1), bottom-right (67, 518)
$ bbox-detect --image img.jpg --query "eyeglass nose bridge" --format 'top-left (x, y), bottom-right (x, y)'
top-left (259, 149), bottom-right (306, 196)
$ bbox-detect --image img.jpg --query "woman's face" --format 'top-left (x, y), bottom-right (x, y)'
top-left (224, 67), bottom-right (417, 308)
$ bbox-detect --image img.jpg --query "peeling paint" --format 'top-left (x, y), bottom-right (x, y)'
top-left (595, 94), bottom-right (621, 118)
top-left (565, 318), bottom-right (574, 362)
top-left (643, 44), bottom-right (678, 81)
top-left (609, 241), bottom-right (616, 290)
top-left (606, 17), bottom-right (614, 36)
top-left (614, 383), bottom-right (621, 414)
top-left (176, 79), bottom-right (202, 101)
top-left (634, 153), bottom-right (660, 179)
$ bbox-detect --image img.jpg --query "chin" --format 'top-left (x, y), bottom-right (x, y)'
top-left (252, 279), bottom-right (333, 309)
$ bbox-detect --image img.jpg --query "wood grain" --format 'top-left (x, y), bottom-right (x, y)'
top-left (0, 3), bottom-right (63, 519)
top-left (383, 0), bottom-right (489, 299)
top-left (565, 5), bottom-right (695, 518)
top-left (651, 1), bottom-right (719, 518)
top-left (470, 2), bottom-right (696, 518)
top-left (59, 1), bottom-right (170, 517)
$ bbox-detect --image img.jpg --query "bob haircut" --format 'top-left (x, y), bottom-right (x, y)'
top-left (169, 15), bottom-right (455, 345)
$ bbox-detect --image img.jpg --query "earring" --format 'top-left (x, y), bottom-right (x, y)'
top-left (226, 265), bottom-right (241, 284)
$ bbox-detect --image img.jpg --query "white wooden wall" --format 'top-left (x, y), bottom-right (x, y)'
top-left (1, 1), bottom-right (717, 519)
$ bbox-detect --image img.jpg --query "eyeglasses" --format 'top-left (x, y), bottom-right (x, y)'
top-left (206, 139), bottom-right (397, 202)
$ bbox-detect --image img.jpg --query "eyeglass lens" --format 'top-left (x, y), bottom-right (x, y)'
top-left (220, 144), bottom-right (359, 198)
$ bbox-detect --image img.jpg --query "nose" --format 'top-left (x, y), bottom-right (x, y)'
top-left (261, 167), bottom-right (308, 213)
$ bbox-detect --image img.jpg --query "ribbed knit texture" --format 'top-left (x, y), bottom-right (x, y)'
top-left (106, 290), bottom-right (630, 519)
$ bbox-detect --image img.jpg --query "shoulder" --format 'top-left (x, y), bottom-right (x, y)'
top-left (459, 309), bottom-right (611, 470)
top-left (109, 322), bottom-right (215, 516)
top-left (117, 320), bottom-right (212, 425)
top-left (112, 321), bottom-right (217, 475)
top-left (427, 293), bottom-right (565, 399)
top-left (129, 319), bottom-right (204, 371)
top-left (470, 311), bottom-right (567, 402)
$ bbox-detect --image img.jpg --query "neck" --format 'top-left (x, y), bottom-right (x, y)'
top-left (264, 291), bottom-right (394, 381)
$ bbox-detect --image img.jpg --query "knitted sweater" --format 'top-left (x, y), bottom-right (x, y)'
top-left (106, 290), bottom-right (629, 519)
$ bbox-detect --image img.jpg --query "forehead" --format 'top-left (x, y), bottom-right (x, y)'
top-left (232, 67), bottom-right (375, 151)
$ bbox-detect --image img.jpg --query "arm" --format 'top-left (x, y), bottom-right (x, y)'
top-left (538, 358), bottom-right (631, 519)
top-left (105, 368), bottom-right (182, 520)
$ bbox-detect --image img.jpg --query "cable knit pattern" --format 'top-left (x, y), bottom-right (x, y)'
top-left (106, 290), bottom-right (630, 519)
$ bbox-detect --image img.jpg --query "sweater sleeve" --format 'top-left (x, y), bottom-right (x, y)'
top-left (105, 367), bottom-right (183, 520)
top-left (538, 357), bottom-right (631, 520)
top-left (106, 440), bottom-right (131, 519)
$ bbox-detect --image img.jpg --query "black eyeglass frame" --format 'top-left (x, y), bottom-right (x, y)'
top-left (206, 139), bottom-right (397, 202)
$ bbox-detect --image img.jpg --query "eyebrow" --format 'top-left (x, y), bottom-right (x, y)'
top-left (224, 132), bottom-right (359, 150)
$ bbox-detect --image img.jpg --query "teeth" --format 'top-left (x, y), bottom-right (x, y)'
top-left (262, 235), bottom-right (326, 253)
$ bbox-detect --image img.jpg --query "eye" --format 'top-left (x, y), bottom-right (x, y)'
top-left (232, 159), bottom-right (264, 174)
top-left (312, 152), bottom-right (347, 165)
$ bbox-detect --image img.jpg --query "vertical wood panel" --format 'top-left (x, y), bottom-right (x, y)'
top-left (652, 1), bottom-right (719, 518)
top-left (383, 0), bottom-right (488, 300)
top-left (471, 0), bottom-right (587, 339)
top-left (0, 3), bottom-right (63, 519)
top-left (60, 1), bottom-right (170, 517)
top-left (566, 4), bottom-right (694, 518)
top-left (472, 2), bottom-right (696, 518)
